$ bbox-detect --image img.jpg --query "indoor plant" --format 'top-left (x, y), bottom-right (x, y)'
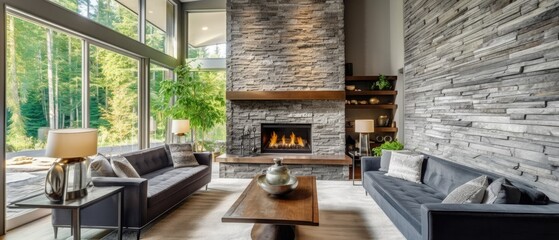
top-left (373, 140), bottom-right (404, 156)
top-left (159, 62), bottom-right (226, 147)
top-left (372, 74), bottom-right (392, 90)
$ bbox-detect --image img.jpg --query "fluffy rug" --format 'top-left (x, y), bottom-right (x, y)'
top-left (102, 177), bottom-right (404, 240)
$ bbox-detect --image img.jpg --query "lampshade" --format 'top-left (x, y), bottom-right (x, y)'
top-left (355, 120), bottom-right (375, 133)
top-left (171, 119), bottom-right (190, 134)
top-left (45, 128), bottom-right (98, 158)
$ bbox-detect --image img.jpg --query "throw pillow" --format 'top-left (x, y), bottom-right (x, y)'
top-left (89, 153), bottom-right (116, 177)
top-left (385, 151), bottom-right (424, 183)
top-left (379, 149), bottom-right (411, 172)
top-left (167, 143), bottom-right (199, 168)
top-left (483, 178), bottom-right (521, 204)
top-left (111, 155), bottom-right (140, 178)
top-left (443, 175), bottom-right (489, 204)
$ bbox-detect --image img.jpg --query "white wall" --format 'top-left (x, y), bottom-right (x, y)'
top-left (345, 0), bottom-right (405, 141)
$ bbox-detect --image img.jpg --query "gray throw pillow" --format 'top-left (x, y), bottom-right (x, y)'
top-left (89, 154), bottom-right (116, 177)
top-left (379, 149), bottom-right (411, 172)
top-left (385, 151), bottom-right (424, 183)
top-left (167, 143), bottom-right (199, 168)
top-left (111, 155), bottom-right (140, 178)
top-left (443, 175), bottom-right (489, 204)
top-left (483, 178), bottom-right (521, 204)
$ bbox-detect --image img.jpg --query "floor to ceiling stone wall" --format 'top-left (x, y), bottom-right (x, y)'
top-left (226, 0), bottom-right (345, 155)
top-left (404, 0), bottom-right (559, 199)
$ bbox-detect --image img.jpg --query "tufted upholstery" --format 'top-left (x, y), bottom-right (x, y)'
top-left (365, 171), bottom-right (445, 231)
top-left (144, 165), bottom-right (209, 208)
top-left (121, 146), bottom-right (171, 176)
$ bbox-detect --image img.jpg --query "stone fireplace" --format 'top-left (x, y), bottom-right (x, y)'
top-left (220, 0), bottom-right (348, 180)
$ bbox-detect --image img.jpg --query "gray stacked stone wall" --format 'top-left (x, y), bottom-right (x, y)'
top-left (220, 163), bottom-right (349, 180)
top-left (226, 0), bottom-right (346, 156)
top-left (404, 0), bottom-right (559, 199)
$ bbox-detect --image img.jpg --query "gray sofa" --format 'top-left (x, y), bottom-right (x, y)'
top-left (362, 153), bottom-right (559, 240)
top-left (51, 145), bottom-right (212, 239)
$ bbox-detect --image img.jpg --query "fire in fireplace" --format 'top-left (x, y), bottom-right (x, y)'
top-left (261, 124), bottom-right (312, 154)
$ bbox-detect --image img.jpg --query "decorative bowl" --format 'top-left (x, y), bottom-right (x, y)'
top-left (257, 175), bottom-right (298, 196)
top-left (345, 85), bottom-right (356, 91)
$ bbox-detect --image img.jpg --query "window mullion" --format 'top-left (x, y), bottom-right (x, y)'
top-left (139, 0), bottom-right (146, 44)
top-left (82, 40), bottom-right (90, 128)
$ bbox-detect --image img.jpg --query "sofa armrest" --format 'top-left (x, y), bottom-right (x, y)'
top-left (361, 156), bottom-right (381, 172)
top-left (421, 203), bottom-right (559, 240)
top-left (92, 177), bottom-right (148, 227)
top-left (194, 152), bottom-right (212, 167)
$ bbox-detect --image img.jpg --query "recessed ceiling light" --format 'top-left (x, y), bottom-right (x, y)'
top-left (148, 10), bottom-right (153, 14)
top-left (202, 26), bottom-right (209, 31)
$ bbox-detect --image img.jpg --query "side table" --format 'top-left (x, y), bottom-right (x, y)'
top-left (12, 186), bottom-right (124, 240)
top-left (348, 151), bottom-right (362, 186)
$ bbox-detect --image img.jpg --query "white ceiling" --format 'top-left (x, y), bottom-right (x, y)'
top-left (188, 12), bottom-right (226, 47)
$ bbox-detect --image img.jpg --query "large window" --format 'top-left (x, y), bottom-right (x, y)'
top-left (5, 15), bottom-right (83, 219)
top-left (50, 0), bottom-right (139, 40)
top-left (51, 0), bottom-right (176, 56)
top-left (149, 63), bottom-right (173, 147)
top-left (90, 45), bottom-right (139, 155)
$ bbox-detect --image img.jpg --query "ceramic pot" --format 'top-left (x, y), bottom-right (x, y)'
top-left (378, 115), bottom-right (389, 127)
top-left (265, 158), bottom-right (291, 185)
top-left (369, 97), bottom-right (380, 104)
top-left (345, 85), bottom-right (356, 91)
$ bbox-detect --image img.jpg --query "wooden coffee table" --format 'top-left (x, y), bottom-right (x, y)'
top-left (222, 175), bottom-right (319, 240)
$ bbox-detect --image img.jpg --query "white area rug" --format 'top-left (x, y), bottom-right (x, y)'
top-left (124, 178), bottom-right (406, 240)
top-left (6, 172), bottom-right (37, 184)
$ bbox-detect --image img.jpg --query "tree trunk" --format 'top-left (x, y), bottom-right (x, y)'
top-left (47, 29), bottom-right (56, 129)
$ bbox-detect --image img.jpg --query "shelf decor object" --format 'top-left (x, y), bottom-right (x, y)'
top-left (45, 128), bottom-right (98, 202)
top-left (355, 120), bottom-right (375, 156)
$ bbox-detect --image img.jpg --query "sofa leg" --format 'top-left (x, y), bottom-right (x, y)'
top-left (70, 227), bottom-right (73, 236)
top-left (365, 191), bottom-right (368, 196)
top-left (136, 229), bottom-right (141, 240)
top-left (205, 184), bottom-right (208, 191)
top-left (53, 226), bottom-right (58, 239)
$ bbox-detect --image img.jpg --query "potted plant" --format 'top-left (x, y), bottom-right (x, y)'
top-left (159, 62), bottom-right (226, 149)
top-left (371, 74), bottom-right (392, 90)
top-left (372, 140), bottom-right (404, 156)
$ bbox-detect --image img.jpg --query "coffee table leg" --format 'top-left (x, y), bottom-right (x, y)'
top-left (71, 208), bottom-right (80, 240)
top-left (118, 191), bottom-right (123, 240)
top-left (251, 224), bottom-right (295, 240)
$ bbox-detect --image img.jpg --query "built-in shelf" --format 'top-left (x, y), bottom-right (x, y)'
top-left (345, 104), bottom-right (397, 109)
top-left (345, 76), bottom-right (397, 81)
top-left (345, 127), bottom-right (398, 133)
top-left (345, 90), bottom-right (397, 96)
top-left (226, 91), bottom-right (345, 100)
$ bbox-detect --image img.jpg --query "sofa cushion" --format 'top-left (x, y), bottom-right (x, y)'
top-left (111, 155), bottom-right (141, 178)
top-left (483, 178), bottom-right (521, 204)
top-left (145, 165), bottom-right (209, 208)
top-left (121, 146), bottom-right (171, 175)
top-left (365, 171), bottom-right (445, 231)
top-left (379, 149), bottom-right (411, 171)
top-left (90, 154), bottom-right (116, 177)
top-left (513, 182), bottom-right (550, 205)
top-left (386, 152), bottom-right (424, 183)
top-left (422, 156), bottom-right (482, 195)
top-left (167, 143), bottom-right (199, 168)
top-left (442, 175), bottom-right (488, 204)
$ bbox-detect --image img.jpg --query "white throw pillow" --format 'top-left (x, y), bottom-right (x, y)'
top-left (111, 155), bottom-right (140, 178)
top-left (443, 175), bottom-right (489, 204)
top-left (385, 152), bottom-right (424, 183)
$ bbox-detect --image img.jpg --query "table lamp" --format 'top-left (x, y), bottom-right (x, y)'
top-left (355, 120), bottom-right (375, 156)
top-left (45, 128), bottom-right (97, 202)
top-left (171, 119), bottom-right (190, 143)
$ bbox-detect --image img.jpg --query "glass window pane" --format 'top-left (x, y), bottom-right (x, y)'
top-left (188, 12), bottom-right (226, 59)
top-left (146, 0), bottom-right (175, 55)
top-left (196, 71), bottom-right (226, 153)
top-left (5, 15), bottom-right (82, 219)
top-left (89, 45), bottom-right (139, 155)
top-left (50, 0), bottom-right (139, 40)
top-left (149, 63), bottom-right (173, 147)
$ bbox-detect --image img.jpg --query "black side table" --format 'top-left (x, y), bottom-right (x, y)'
top-left (12, 186), bottom-right (124, 240)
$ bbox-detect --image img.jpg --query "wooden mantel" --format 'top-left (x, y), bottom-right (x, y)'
top-left (216, 154), bottom-right (351, 165)
top-left (226, 91), bottom-right (345, 100)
